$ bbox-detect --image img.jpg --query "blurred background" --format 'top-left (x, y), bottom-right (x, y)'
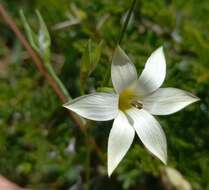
top-left (0, 0), bottom-right (208, 189)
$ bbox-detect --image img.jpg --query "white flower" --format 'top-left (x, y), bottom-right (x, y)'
top-left (63, 46), bottom-right (199, 176)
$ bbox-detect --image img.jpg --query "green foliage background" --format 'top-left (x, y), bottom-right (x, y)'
top-left (0, 0), bottom-right (208, 189)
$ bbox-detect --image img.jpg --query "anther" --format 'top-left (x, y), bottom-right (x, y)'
top-left (131, 100), bottom-right (143, 109)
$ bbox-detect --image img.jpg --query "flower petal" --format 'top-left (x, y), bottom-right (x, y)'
top-left (111, 45), bottom-right (137, 93)
top-left (142, 88), bottom-right (199, 115)
top-left (126, 108), bottom-right (167, 164)
top-left (108, 111), bottom-right (135, 176)
top-left (63, 93), bottom-right (119, 121)
top-left (136, 47), bottom-right (166, 97)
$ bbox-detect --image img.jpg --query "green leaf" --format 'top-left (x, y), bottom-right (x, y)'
top-left (19, 9), bottom-right (39, 53)
top-left (90, 40), bottom-right (103, 74)
top-left (97, 87), bottom-right (114, 93)
top-left (80, 39), bottom-right (91, 89)
top-left (36, 10), bottom-right (51, 62)
top-left (20, 10), bottom-right (51, 62)
top-left (80, 39), bottom-right (103, 91)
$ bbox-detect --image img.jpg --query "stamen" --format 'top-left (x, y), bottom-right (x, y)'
top-left (131, 100), bottom-right (143, 109)
top-left (118, 88), bottom-right (141, 111)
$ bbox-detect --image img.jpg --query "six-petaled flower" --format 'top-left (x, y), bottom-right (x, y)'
top-left (64, 46), bottom-right (199, 176)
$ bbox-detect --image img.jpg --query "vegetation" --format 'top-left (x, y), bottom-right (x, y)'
top-left (0, 0), bottom-right (208, 189)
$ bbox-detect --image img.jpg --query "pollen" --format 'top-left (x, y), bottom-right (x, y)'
top-left (119, 88), bottom-right (139, 111)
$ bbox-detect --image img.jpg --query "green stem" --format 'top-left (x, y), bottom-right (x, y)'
top-left (118, 0), bottom-right (137, 45)
top-left (85, 127), bottom-right (91, 190)
top-left (44, 62), bottom-right (70, 99)
top-left (45, 61), bottom-right (92, 189)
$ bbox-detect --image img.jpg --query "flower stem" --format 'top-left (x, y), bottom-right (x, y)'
top-left (118, 0), bottom-right (137, 45)
top-left (44, 61), bottom-right (70, 99)
top-left (85, 126), bottom-right (91, 190)
top-left (0, 3), bottom-right (106, 163)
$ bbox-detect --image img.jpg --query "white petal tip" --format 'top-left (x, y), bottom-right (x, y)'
top-left (155, 153), bottom-right (167, 165)
top-left (136, 46), bottom-right (166, 96)
top-left (155, 46), bottom-right (164, 53)
top-left (111, 46), bottom-right (137, 93)
top-left (186, 94), bottom-right (200, 105)
top-left (155, 152), bottom-right (167, 165)
top-left (142, 88), bottom-right (200, 115)
top-left (62, 103), bottom-right (71, 109)
top-left (107, 169), bottom-right (113, 178)
top-left (114, 45), bottom-right (122, 55)
top-left (158, 46), bottom-right (163, 50)
top-left (186, 91), bottom-right (200, 100)
top-left (107, 163), bottom-right (117, 177)
top-left (161, 157), bottom-right (167, 165)
top-left (113, 45), bottom-right (131, 65)
top-left (116, 45), bottom-right (123, 52)
top-left (107, 111), bottom-right (135, 178)
top-left (116, 45), bottom-right (121, 49)
top-left (107, 163), bottom-right (117, 178)
top-left (62, 93), bottom-right (119, 121)
top-left (193, 96), bottom-right (200, 102)
top-left (107, 160), bottom-right (115, 177)
top-left (63, 102), bottom-right (74, 110)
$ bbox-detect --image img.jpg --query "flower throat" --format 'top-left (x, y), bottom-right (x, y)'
top-left (119, 88), bottom-right (142, 111)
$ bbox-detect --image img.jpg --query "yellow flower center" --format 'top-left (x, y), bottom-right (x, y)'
top-left (119, 88), bottom-right (141, 111)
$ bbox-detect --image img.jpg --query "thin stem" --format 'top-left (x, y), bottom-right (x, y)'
top-left (0, 5), bottom-right (66, 102)
top-left (44, 62), bottom-right (70, 99)
top-left (118, 0), bottom-right (137, 45)
top-left (85, 126), bottom-right (91, 190)
top-left (0, 3), bottom-right (105, 162)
